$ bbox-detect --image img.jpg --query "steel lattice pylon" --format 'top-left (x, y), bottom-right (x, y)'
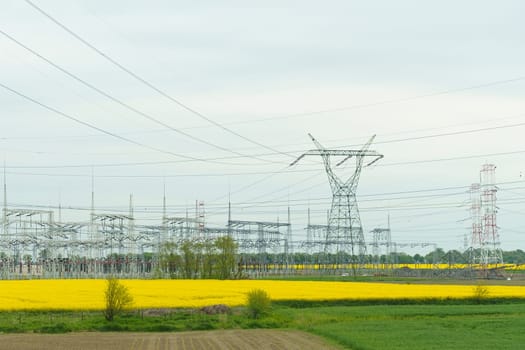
top-left (292, 134), bottom-right (383, 266)
top-left (467, 164), bottom-right (503, 280)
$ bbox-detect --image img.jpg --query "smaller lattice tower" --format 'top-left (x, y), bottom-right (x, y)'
top-left (2, 164), bottom-right (7, 240)
top-left (469, 183), bottom-right (482, 265)
top-left (370, 226), bottom-right (392, 269)
top-left (196, 200), bottom-right (205, 237)
top-left (470, 164), bottom-right (503, 269)
top-left (480, 164), bottom-right (503, 265)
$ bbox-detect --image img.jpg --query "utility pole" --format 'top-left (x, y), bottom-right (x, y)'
top-left (3, 162), bottom-right (7, 240)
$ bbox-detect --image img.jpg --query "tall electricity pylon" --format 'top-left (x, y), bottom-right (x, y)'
top-left (291, 134), bottom-right (383, 265)
top-left (469, 164), bottom-right (503, 276)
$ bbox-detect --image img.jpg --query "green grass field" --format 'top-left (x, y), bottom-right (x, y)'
top-left (1, 302), bottom-right (524, 349)
top-left (280, 303), bottom-right (525, 349)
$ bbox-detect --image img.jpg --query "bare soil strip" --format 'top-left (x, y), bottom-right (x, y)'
top-left (0, 329), bottom-right (340, 350)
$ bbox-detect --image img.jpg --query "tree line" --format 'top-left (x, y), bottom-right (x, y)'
top-left (378, 248), bottom-right (525, 265)
top-left (156, 240), bottom-right (525, 279)
top-left (286, 249), bottom-right (525, 265)
top-left (157, 236), bottom-right (238, 279)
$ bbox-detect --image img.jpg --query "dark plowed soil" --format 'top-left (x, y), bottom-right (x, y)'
top-left (0, 329), bottom-right (341, 350)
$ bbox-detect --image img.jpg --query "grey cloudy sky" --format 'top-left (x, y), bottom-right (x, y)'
top-left (1, 0), bottom-right (524, 251)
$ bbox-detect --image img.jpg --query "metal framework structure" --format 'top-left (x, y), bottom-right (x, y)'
top-left (469, 164), bottom-right (503, 272)
top-left (0, 200), bottom-right (450, 279)
top-left (0, 200), bottom-right (295, 278)
top-left (391, 242), bottom-right (438, 264)
top-left (370, 227), bottom-right (393, 270)
top-left (227, 219), bottom-right (291, 274)
top-left (0, 160), bottom-right (487, 280)
top-left (163, 216), bottom-right (198, 242)
top-left (469, 183), bottom-right (482, 265)
top-left (291, 134), bottom-right (383, 267)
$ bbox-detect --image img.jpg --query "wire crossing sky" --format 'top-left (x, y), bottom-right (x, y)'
top-left (1, 0), bottom-right (524, 251)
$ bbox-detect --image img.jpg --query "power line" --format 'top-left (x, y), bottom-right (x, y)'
top-left (3, 99), bottom-right (525, 161)
top-left (0, 154), bottom-right (282, 169)
top-left (4, 138), bottom-right (525, 215)
top-left (2, 107), bottom-right (523, 145)
top-left (213, 181), bottom-right (525, 223)
top-left (378, 149), bottom-right (525, 168)
top-left (34, 188), bottom-right (464, 211)
top-left (226, 113), bottom-right (523, 154)
top-left (178, 181), bottom-right (525, 210)
top-left (0, 82), bottom-right (252, 166)
top-left (206, 192), bottom-right (469, 217)
top-left (208, 179), bottom-right (525, 218)
top-left (24, 0), bottom-right (294, 159)
top-left (5, 131), bottom-right (525, 170)
top-left (255, 134), bottom-right (525, 203)
top-left (4, 168), bottom-right (319, 178)
top-left (7, 186), bottom-right (525, 232)
top-left (2, 147), bottom-right (524, 220)
top-left (33, 0), bottom-right (525, 134)
top-left (346, 116), bottom-right (525, 148)
top-left (0, 29), bottom-right (284, 165)
top-left (5, 199), bottom-right (466, 215)
top-left (4, 6), bottom-right (523, 202)
top-left (180, 76), bottom-right (525, 126)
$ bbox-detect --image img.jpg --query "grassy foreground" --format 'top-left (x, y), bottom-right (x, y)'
top-left (285, 303), bottom-right (525, 349)
top-left (1, 302), bottom-right (525, 349)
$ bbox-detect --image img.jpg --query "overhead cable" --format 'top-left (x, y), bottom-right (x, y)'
top-left (24, 0), bottom-right (294, 159)
top-left (0, 82), bottom-right (254, 166)
top-left (0, 29), bottom-right (283, 164)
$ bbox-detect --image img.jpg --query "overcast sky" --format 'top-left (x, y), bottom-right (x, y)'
top-left (1, 0), bottom-right (524, 252)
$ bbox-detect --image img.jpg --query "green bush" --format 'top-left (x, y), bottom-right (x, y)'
top-left (103, 277), bottom-right (134, 321)
top-left (245, 289), bottom-right (272, 319)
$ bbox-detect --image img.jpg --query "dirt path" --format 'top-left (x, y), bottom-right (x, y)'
top-left (0, 329), bottom-right (341, 350)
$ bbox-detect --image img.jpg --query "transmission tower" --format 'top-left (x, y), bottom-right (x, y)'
top-left (370, 227), bottom-right (392, 270)
top-left (291, 134), bottom-right (383, 267)
top-left (468, 183), bottom-right (482, 266)
top-left (479, 164), bottom-right (503, 265)
top-left (469, 164), bottom-right (503, 276)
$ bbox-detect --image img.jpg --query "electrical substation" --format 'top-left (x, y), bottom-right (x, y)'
top-left (0, 135), bottom-right (504, 279)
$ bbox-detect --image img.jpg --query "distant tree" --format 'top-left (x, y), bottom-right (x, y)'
top-left (413, 253), bottom-right (425, 263)
top-left (158, 241), bottom-right (181, 278)
top-left (503, 250), bottom-right (525, 264)
top-left (425, 248), bottom-right (445, 264)
top-left (103, 277), bottom-right (133, 321)
top-left (395, 252), bottom-right (415, 264)
top-left (444, 250), bottom-right (467, 264)
top-left (292, 252), bottom-right (309, 264)
top-left (214, 236), bottom-right (238, 279)
top-left (180, 239), bottom-right (197, 278)
top-left (201, 240), bottom-right (216, 279)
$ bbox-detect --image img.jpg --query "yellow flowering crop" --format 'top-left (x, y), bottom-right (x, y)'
top-left (0, 279), bottom-right (523, 311)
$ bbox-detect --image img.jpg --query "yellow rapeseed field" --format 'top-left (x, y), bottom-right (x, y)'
top-left (0, 279), bottom-right (523, 311)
